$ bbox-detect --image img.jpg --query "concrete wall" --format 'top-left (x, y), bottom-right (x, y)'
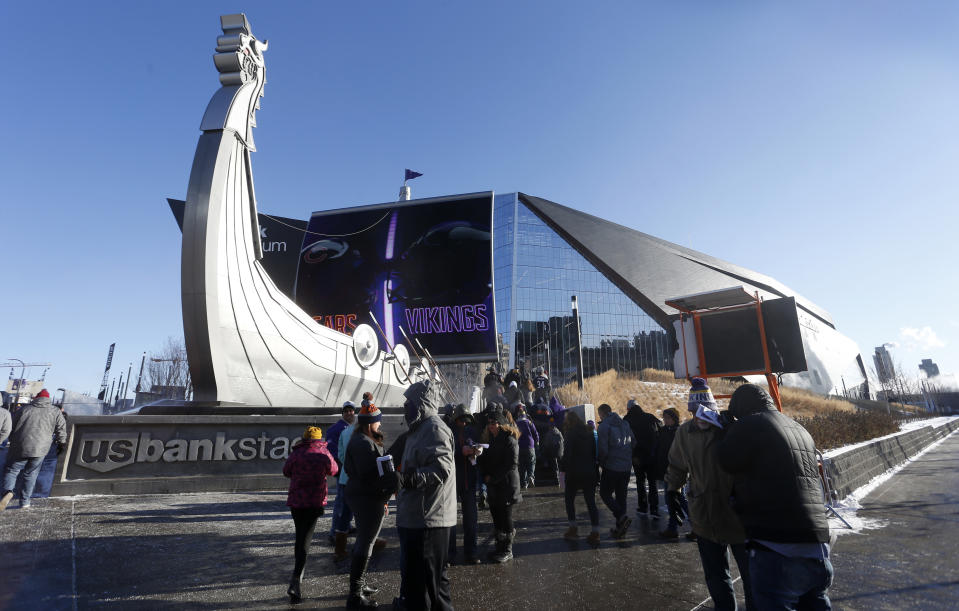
top-left (822, 419), bottom-right (959, 500)
top-left (53, 413), bottom-right (956, 499)
top-left (51, 413), bottom-right (408, 496)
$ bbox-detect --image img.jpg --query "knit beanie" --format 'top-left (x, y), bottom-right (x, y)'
top-left (36, 389), bottom-right (50, 399)
top-left (687, 377), bottom-right (716, 412)
top-left (303, 426), bottom-right (323, 440)
top-left (358, 401), bottom-right (382, 424)
top-left (487, 406), bottom-right (509, 426)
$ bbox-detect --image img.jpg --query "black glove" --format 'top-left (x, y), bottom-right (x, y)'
top-left (399, 470), bottom-right (418, 490)
top-left (665, 489), bottom-right (680, 515)
top-left (719, 410), bottom-right (736, 428)
top-left (381, 471), bottom-right (400, 494)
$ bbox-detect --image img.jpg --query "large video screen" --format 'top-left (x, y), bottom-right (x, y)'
top-left (673, 296), bottom-right (807, 378)
top-left (294, 192), bottom-right (497, 362)
top-left (698, 296), bottom-right (807, 376)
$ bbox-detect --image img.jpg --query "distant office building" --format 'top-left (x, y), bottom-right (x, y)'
top-left (919, 358), bottom-right (940, 378)
top-left (874, 346), bottom-right (895, 383)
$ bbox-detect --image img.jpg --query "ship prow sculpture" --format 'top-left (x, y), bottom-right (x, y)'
top-left (179, 14), bottom-right (413, 409)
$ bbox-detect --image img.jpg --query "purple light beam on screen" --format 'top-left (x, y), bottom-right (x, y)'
top-left (383, 211), bottom-right (399, 347)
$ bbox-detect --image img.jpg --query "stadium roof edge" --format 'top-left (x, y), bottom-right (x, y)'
top-left (516, 193), bottom-right (835, 330)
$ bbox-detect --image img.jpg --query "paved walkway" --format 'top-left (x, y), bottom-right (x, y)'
top-left (1, 431), bottom-right (956, 610)
top-left (828, 430), bottom-right (959, 610)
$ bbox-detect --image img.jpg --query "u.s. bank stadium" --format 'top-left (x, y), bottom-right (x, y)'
top-left (169, 191), bottom-right (872, 399)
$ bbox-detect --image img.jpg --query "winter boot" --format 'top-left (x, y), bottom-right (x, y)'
top-left (486, 530), bottom-right (503, 562)
top-left (586, 530), bottom-right (601, 546)
top-left (563, 525), bottom-right (578, 540)
top-left (611, 515), bottom-right (632, 538)
top-left (346, 589), bottom-right (378, 609)
top-left (347, 555), bottom-right (378, 609)
top-left (333, 532), bottom-right (350, 562)
top-left (658, 527), bottom-right (679, 539)
top-left (490, 531), bottom-right (514, 563)
top-left (287, 572), bottom-right (302, 604)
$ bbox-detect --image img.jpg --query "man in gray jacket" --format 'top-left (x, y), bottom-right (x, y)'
top-left (395, 380), bottom-right (456, 611)
top-left (0, 406), bottom-right (11, 445)
top-left (1, 389), bottom-right (67, 510)
top-left (597, 403), bottom-right (636, 538)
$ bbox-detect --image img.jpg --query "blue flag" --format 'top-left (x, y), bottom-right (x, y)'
top-left (404, 169), bottom-right (423, 181)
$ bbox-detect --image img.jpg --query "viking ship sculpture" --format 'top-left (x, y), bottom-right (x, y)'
top-left (180, 14), bottom-right (412, 408)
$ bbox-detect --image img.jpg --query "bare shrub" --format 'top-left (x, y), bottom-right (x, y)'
top-left (795, 410), bottom-right (900, 450)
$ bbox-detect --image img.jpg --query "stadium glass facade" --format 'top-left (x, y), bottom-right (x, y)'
top-left (492, 193), bottom-right (671, 384)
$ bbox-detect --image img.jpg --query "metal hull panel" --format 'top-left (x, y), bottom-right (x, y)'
top-left (180, 16), bottom-right (409, 409)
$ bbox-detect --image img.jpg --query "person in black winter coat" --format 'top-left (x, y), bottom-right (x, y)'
top-left (654, 408), bottom-right (688, 537)
top-left (448, 404), bottom-right (482, 564)
top-left (716, 384), bottom-right (833, 610)
top-left (559, 411), bottom-right (601, 545)
top-left (477, 406), bottom-right (522, 563)
top-left (344, 403), bottom-right (397, 609)
top-left (622, 399), bottom-right (662, 516)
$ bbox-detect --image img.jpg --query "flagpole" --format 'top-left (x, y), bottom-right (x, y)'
top-left (399, 169), bottom-right (422, 201)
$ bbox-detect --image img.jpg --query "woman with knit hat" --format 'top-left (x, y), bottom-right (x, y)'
top-left (344, 401), bottom-right (398, 609)
top-left (283, 426), bottom-right (338, 603)
top-left (477, 404), bottom-right (522, 563)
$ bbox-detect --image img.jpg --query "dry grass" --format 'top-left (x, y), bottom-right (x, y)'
top-left (794, 411), bottom-right (900, 450)
top-left (554, 369), bottom-right (908, 448)
top-left (555, 369), bottom-right (857, 420)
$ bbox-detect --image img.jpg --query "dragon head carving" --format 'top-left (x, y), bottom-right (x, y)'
top-left (200, 14), bottom-right (268, 151)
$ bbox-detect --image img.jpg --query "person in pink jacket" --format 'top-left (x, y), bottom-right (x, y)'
top-left (283, 426), bottom-right (338, 603)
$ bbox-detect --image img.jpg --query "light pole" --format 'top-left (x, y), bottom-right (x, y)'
top-left (571, 296), bottom-right (584, 390)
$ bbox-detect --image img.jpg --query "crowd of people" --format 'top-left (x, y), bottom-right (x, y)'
top-left (0, 373), bottom-right (832, 610)
top-left (282, 368), bottom-right (834, 610)
top-left (0, 389), bottom-right (66, 511)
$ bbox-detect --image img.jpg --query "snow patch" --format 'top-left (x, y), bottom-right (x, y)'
top-left (823, 415), bottom-right (959, 458)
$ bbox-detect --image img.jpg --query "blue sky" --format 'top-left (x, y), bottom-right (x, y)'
top-left (2, 2), bottom-right (956, 394)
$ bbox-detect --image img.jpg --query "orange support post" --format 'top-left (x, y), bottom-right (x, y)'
top-left (765, 373), bottom-right (783, 412)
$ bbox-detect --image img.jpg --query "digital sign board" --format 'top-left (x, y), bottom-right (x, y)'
top-left (294, 192), bottom-right (497, 362)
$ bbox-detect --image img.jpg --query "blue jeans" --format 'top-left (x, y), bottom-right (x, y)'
top-left (564, 479), bottom-right (599, 526)
top-left (749, 547), bottom-right (833, 610)
top-left (599, 468), bottom-right (629, 520)
top-left (3, 456), bottom-right (45, 501)
top-left (519, 447), bottom-right (536, 487)
top-left (328, 482), bottom-right (353, 537)
top-left (697, 536), bottom-right (754, 611)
